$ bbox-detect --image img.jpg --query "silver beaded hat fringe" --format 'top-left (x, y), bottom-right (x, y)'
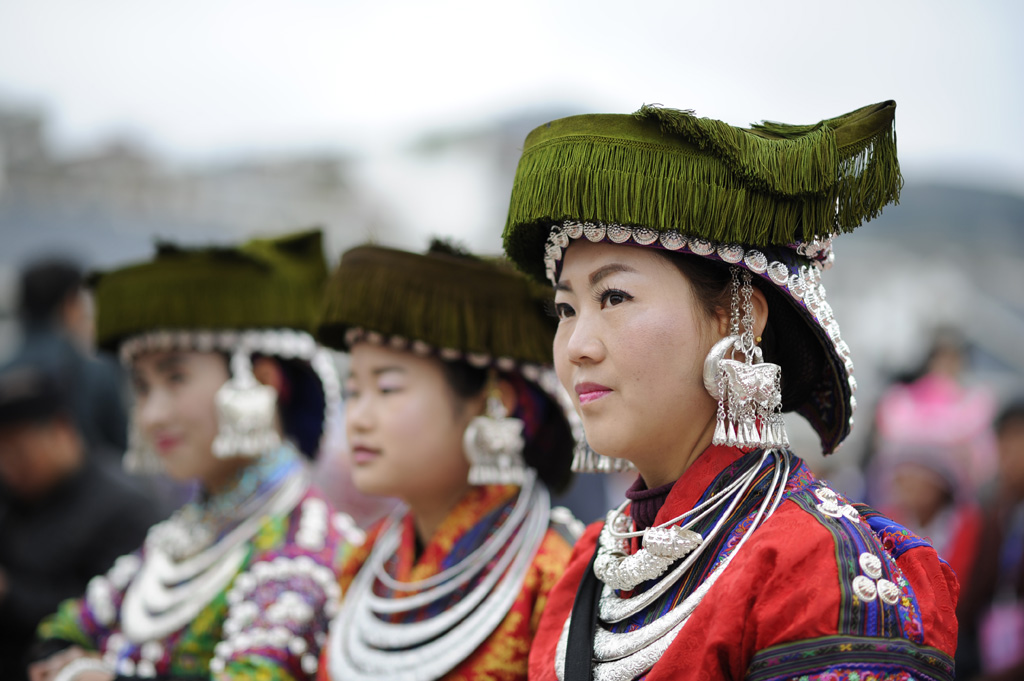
top-left (119, 328), bottom-right (342, 470)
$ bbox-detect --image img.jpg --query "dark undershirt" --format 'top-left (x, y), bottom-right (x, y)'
top-left (624, 475), bottom-right (676, 531)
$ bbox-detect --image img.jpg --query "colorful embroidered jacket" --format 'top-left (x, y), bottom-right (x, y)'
top-left (37, 449), bottom-right (361, 681)
top-left (318, 484), bottom-right (572, 681)
top-left (529, 445), bottom-right (960, 681)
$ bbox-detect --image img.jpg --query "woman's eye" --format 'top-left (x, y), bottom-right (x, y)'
top-left (378, 385), bottom-right (402, 395)
top-left (343, 385), bottom-right (359, 400)
top-left (554, 302), bottom-right (575, 321)
top-left (598, 289), bottom-right (633, 307)
top-left (168, 371), bottom-right (187, 385)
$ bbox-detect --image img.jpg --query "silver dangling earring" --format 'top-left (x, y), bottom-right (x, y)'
top-left (211, 348), bottom-right (282, 458)
top-left (123, 420), bottom-right (163, 474)
top-left (702, 268), bottom-right (789, 451)
top-left (464, 374), bottom-right (527, 485)
top-left (571, 442), bottom-right (636, 473)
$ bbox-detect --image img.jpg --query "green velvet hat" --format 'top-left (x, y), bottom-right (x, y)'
top-left (502, 101), bottom-right (903, 453)
top-left (93, 229), bottom-right (328, 352)
top-left (318, 241), bottom-right (556, 371)
top-left (92, 229), bottom-right (338, 460)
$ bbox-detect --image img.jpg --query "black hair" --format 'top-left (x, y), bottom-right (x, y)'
top-left (440, 360), bottom-right (574, 494)
top-left (654, 250), bottom-right (817, 412)
top-left (995, 399), bottom-right (1024, 438)
top-left (18, 258), bottom-right (84, 325)
top-left (247, 355), bottom-right (325, 460)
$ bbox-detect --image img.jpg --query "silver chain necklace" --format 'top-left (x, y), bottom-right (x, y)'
top-left (121, 468), bottom-right (309, 643)
top-left (556, 450), bottom-right (791, 681)
top-left (327, 471), bottom-right (550, 681)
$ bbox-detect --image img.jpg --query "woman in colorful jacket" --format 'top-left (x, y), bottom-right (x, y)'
top-left (500, 102), bottom-right (959, 680)
top-left (30, 231), bottom-right (360, 681)
top-left (315, 241), bottom-right (579, 681)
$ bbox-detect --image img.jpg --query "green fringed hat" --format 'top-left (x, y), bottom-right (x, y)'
top-left (94, 229), bottom-right (327, 350)
top-left (502, 101), bottom-right (903, 453)
top-left (318, 242), bottom-right (556, 374)
top-left (92, 229), bottom-right (340, 459)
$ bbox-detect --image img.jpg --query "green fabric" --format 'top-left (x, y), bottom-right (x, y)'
top-left (318, 242), bottom-right (556, 366)
top-left (92, 230), bottom-right (327, 351)
top-left (503, 101), bottom-right (901, 282)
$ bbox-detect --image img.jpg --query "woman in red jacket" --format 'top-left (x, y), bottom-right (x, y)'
top-left (501, 102), bottom-right (959, 680)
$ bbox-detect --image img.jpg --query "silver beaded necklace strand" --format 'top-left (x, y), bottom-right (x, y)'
top-left (556, 449), bottom-right (791, 681)
top-left (121, 467), bottom-right (309, 643)
top-left (328, 470), bottom-right (551, 681)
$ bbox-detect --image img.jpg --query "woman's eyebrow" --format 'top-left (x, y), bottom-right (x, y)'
top-left (154, 354), bottom-right (185, 373)
top-left (589, 263), bottom-right (637, 286)
top-left (372, 366), bottom-right (406, 377)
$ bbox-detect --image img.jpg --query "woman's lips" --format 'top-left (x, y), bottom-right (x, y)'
top-left (575, 382), bottom-right (612, 405)
top-left (154, 435), bottom-right (181, 454)
top-left (351, 446), bottom-right (381, 465)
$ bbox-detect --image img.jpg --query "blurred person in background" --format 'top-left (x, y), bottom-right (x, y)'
top-left (315, 242), bottom-right (579, 681)
top-left (872, 328), bottom-right (998, 497)
top-left (16, 258), bottom-right (128, 457)
top-left (874, 442), bottom-right (981, 587)
top-left (28, 230), bottom-right (360, 681)
top-left (0, 357), bottom-right (159, 681)
top-left (958, 399), bottom-right (1024, 680)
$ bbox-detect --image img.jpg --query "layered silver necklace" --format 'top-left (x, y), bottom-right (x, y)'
top-left (327, 471), bottom-right (550, 681)
top-left (121, 460), bottom-right (309, 643)
top-left (555, 450), bottom-right (790, 681)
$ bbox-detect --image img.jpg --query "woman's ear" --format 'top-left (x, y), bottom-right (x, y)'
top-left (495, 378), bottom-right (518, 416)
top-left (711, 284), bottom-right (769, 340)
top-left (750, 286), bottom-right (769, 340)
top-left (252, 356), bottom-right (286, 394)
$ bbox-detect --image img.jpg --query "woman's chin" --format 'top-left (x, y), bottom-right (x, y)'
top-left (582, 430), bottom-right (633, 463)
top-left (350, 469), bottom-right (398, 498)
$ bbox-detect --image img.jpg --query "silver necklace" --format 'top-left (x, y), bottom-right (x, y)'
top-left (594, 455), bottom-right (765, 593)
top-left (555, 450), bottom-right (791, 681)
top-left (327, 471), bottom-right (550, 681)
top-left (121, 468), bottom-right (308, 643)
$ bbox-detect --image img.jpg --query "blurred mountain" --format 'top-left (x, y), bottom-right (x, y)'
top-left (859, 183), bottom-right (1024, 255)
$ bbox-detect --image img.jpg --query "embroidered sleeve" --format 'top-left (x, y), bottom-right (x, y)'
top-left (37, 553), bottom-right (143, 651)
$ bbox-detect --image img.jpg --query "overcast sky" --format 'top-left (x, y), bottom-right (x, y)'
top-left (0, 0), bottom-right (1022, 194)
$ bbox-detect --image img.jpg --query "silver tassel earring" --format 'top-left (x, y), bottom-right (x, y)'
top-left (703, 268), bottom-right (789, 451)
top-left (464, 374), bottom-right (527, 485)
top-left (571, 442), bottom-right (637, 473)
top-left (123, 420), bottom-right (163, 475)
top-left (212, 348), bottom-right (282, 458)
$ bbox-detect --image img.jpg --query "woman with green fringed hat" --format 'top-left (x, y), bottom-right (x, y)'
top-left (314, 241), bottom-right (581, 681)
top-left (29, 231), bottom-right (363, 681)
top-left (501, 102), bottom-right (959, 681)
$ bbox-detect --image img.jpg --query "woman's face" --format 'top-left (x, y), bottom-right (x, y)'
top-left (553, 240), bottom-right (726, 482)
top-left (344, 343), bottom-right (478, 507)
top-left (132, 350), bottom-right (244, 488)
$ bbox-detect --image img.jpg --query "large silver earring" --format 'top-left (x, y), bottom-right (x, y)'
top-left (571, 443), bottom-right (636, 473)
top-left (464, 378), bottom-right (527, 485)
top-left (703, 268), bottom-right (789, 451)
top-left (123, 420), bottom-right (163, 474)
top-left (211, 349), bottom-right (281, 458)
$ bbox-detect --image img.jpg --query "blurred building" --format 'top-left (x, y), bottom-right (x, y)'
top-left (2, 99), bottom-right (1023, 482)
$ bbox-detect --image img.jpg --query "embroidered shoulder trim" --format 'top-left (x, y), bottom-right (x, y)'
top-left (746, 634), bottom-right (954, 681)
top-left (791, 482), bottom-right (925, 643)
